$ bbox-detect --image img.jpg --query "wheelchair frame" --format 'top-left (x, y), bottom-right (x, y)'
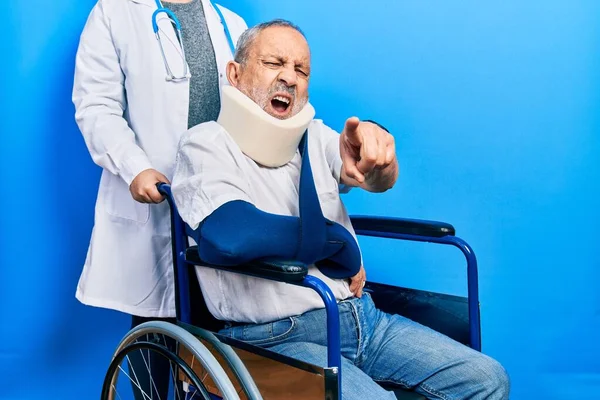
top-left (105, 183), bottom-right (481, 399)
top-left (155, 182), bottom-right (481, 399)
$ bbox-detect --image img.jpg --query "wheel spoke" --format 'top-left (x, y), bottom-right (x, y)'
top-left (120, 360), bottom-right (152, 400)
top-left (169, 358), bottom-right (182, 400)
top-left (139, 348), bottom-right (163, 400)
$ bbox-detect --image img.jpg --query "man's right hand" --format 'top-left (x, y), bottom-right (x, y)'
top-left (129, 169), bottom-right (170, 203)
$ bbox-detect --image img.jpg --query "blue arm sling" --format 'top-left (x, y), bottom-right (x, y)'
top-left (189, 132), bottom-right (361, 279)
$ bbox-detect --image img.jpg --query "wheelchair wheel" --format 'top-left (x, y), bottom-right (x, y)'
top-left (102, 321), bottom-right (241, 400)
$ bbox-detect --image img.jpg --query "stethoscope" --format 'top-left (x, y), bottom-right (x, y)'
top-left (152, 0), bottom-right (235, 81)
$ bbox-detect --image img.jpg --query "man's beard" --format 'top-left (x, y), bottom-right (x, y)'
top-left (240, 82), bottom-right (307, 120)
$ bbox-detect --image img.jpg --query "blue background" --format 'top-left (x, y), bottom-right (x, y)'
top-left (1, 0), bottom-right (599, 399)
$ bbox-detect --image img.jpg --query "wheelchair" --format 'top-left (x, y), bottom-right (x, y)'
top-left (101, 183), bottom-right (482, 400)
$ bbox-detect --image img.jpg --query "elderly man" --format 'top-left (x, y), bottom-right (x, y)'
top-left (171, 19), bottom-right (509, 400)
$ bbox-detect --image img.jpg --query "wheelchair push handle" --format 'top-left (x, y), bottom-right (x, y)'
top-left (156, 182), bottom-right (176, 209)
top-left (156, 181), bottom-right (170, 194)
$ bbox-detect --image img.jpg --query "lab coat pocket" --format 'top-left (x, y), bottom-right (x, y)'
top-left (104, 172), bottom-right (150, 224)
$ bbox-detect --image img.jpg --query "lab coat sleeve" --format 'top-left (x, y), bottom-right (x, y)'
top-left (72, 0), bottom-right (153, 186)
top-left (171, 125), bottom-right (252, 230)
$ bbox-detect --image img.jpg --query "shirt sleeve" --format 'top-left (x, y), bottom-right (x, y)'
top-left (310, 120), bottom-right (343, 183)
top-left (171, 123), bottom-right (252, 230)
top-left (72, 0), bottom-right (153, 185)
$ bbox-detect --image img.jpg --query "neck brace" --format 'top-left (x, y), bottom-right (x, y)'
top-left (217, 85), bottom-right (315, 167)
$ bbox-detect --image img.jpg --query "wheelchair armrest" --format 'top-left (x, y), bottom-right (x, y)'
top-left (350, 215), bottom-right (455, 237)
top-left (185, 246), bottom-right (308, 283)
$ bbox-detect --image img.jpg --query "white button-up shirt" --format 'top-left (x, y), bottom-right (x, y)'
top-left (172, 120), bottom-right (358, 323)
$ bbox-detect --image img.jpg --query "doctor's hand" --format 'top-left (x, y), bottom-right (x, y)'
top-left (130, 169), bottom-right (170, 203)
top-left (349, 265), bottom-right (367, 298)
top-left (339, 117), bottom-right (399, 192)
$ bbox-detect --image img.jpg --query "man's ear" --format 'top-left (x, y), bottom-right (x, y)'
top-left (226, 61), bottom-right (242, 87)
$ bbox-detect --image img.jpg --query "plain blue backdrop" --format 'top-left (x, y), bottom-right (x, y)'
top-left (1, 1), bottom-right (599, 399)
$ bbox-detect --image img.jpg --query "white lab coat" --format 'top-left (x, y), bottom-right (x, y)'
top-left (72, 0), bottom-right (247, 317)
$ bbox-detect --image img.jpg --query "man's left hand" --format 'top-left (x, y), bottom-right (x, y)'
top-left (340, 117), bottom-right (399, 192)
top-left (349, 265), bottom-right (367, 298)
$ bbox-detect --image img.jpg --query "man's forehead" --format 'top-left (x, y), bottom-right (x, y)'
top-left (252, 27), bottom-right (310, 60)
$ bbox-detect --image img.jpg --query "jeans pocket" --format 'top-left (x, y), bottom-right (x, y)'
top-left (241, 317), bottom-right (297, 345)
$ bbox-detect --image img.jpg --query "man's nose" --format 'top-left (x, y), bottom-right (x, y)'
top-left (278, 67), bottom-right (297, 87)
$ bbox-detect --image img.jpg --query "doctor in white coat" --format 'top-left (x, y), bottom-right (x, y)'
top-left (72, 0), bottom-right (247, 397)
top-left (73, 0), bottom-right (246, 319)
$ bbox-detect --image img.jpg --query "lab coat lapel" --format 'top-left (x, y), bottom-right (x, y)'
top-left (202, 0), bottom-right (234, 92)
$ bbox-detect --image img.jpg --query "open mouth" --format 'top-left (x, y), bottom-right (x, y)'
top-left (270, 94), bottom-right (292, 116)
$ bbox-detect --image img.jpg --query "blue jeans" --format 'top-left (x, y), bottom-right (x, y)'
top-left (219, 293), bottom-right (509, 400)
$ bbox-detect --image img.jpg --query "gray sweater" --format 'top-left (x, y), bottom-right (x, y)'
top-left (166, 0), bottom-right (221, 129)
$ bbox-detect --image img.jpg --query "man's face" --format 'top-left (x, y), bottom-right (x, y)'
top-left (229, 26), bottom-right (311, 120)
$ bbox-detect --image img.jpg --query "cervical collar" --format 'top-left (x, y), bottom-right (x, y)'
top-left (217, 85), bottom-right (315, 167)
